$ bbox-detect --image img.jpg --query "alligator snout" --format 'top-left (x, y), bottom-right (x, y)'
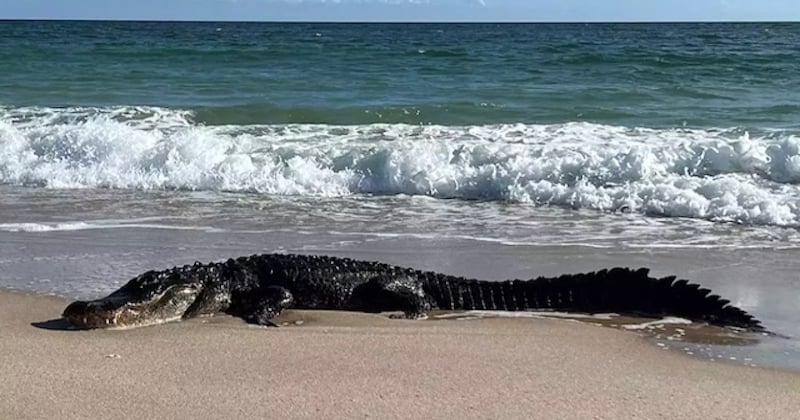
top-left (62, 300), bottom-right (120, 328)
top-left (62, 284), bottom-right (204, 329)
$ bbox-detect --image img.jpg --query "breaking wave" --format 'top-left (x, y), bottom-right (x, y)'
top-left (2, 105), bottom-right (800, 227)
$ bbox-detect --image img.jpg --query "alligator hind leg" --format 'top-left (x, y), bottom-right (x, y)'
top-left (348, 276), bottom-right (432, 319)
top-left (228, 286), bottom-right (294, 327)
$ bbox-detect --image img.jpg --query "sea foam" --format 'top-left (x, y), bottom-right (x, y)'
top-left (2, 106), bottom-right (800, 227)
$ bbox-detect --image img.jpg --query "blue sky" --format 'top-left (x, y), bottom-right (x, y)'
top-left (1, 0), bottom-right (799, 22)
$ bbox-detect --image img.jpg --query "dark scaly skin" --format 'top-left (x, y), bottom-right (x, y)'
top-left (62, 253), bottom-right (765, 331)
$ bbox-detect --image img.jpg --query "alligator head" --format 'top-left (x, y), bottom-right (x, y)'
top-left (62, 267), bottom-right (217, 329)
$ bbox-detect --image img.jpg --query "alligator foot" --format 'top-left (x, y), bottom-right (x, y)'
top-left (228, 286), bottom-right (294, 326)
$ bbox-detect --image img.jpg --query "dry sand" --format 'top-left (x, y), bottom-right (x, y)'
top-left (1, 290), bottom-right (799, 420)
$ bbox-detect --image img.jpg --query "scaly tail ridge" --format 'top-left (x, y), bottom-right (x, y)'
top-left (423, 268), bottom-right (763, 331)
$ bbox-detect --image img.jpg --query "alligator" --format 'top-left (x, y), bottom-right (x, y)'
top-left (62, 253), bottom-right (764, 331)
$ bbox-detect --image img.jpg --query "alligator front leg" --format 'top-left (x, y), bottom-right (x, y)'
top-left (348, 276), bottom-right (433, 319)
top-left (182, 281), bottom-right (231, 319)
top-left (228, 286), bottom-right (294, 327)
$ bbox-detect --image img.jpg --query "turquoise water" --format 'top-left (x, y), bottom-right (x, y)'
top-left (2, 21), bottom-right (799, 128)
top-left (3, 21), bottom-right (800, 229)
top-left (2, 21), bottom-right (800, 230)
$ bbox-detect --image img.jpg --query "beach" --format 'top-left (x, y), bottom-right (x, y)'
top-left (1, 188), bottom-right (800, 419)
top-left (2, 290), bottom-right (799, 420)
top-left (1, 206), bottom-right (799, 367)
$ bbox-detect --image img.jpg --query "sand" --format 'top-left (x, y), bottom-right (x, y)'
top-left (1, 290), bottom-right (799, 420)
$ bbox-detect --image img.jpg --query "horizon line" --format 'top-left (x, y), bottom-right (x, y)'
top-left (1, 18), bottom-right (799, 24)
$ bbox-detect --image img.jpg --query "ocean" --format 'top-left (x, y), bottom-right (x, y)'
top-left (1, 21), bottom-right (799, 367)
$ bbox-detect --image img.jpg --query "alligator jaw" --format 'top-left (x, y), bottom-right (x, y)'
top-left (63, 285), bottom-right (202, 329)
top-left (62, 300), bottom-right (121, 328)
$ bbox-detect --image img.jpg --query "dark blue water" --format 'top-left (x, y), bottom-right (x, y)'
top-left (1, 21), bottom-right (799, 128)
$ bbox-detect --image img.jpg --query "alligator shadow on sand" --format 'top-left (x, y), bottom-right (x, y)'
top-left (32, 318), bottom-right (78, 331)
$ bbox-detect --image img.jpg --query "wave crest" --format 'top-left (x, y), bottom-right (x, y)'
top-left (2, 106), bottom-right (800, 226)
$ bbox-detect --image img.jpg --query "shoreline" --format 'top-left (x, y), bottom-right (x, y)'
top-left (3, 289), bottom-right (800, 419)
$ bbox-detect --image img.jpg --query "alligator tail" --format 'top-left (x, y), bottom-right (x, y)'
top-left (421, 267), bottom-right (763, 331)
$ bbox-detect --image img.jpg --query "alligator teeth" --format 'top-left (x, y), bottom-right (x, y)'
top-left (83, 316), bottom-right (87, 325)
top-left (105, 319), bottom-right (110, 325)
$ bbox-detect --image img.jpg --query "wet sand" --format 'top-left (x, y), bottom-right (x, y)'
top-left (2, 213), bottom-right (800, 370)
top-left (2, 290), bottom-right (799, 419)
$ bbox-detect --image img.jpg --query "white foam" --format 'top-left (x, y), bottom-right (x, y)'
top-left (622, 317), bottom-right (693, 330)
top-left (0, 222), bottom-right (95, 232)
top-left (3, 106), bottom-right (800, 227)
top-left (0, 220), bottom-right (220, 233)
